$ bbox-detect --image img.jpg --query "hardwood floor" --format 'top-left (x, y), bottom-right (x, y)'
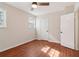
top-left (0, 39), bottom-right (79, 57)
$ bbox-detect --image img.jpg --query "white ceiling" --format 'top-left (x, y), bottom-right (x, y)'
top-left (6, 2), bottom-right (74, 16)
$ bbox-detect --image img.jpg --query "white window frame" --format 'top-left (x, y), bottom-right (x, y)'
top-left (0, 9), bottom-right (6, 28)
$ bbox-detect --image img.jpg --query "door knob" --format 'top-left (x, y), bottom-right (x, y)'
top-left (60, 32), bottom-right (63, 33)
top-left (46, 30), bottom-right (48, 32)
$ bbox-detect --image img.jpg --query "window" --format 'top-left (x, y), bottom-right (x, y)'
top-left (0, 9), bottom-right (6, 28)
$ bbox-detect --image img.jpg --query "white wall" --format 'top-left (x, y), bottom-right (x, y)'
top-left (36, 5), bottom-right (74, 43)
top-left (36, 13), bottom-right (60, 43)
top-left (0, 3), bottom-right (35, 52)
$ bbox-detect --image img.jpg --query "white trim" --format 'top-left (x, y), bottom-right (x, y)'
top-left (0, 39), bottom-right (35, 52)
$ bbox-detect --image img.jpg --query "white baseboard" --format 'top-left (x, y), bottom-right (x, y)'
top-left (0, 38), bottom-right (60, 52)
top-left (0, 39), bottom-right (34, 52)
top-left (38, 38), bottom-right (60, 44)
top-left (48, 39), bottom-right (60, 43)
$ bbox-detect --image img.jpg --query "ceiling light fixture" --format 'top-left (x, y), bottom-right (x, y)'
top-left (32, 2), bottom-right (38, 8)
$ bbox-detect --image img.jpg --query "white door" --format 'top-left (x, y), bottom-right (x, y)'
top-left (36, 17), bottom-right (48, 40)
top-left (60, 13), bottom-right (75, 49)
top-left (40, 19), bottom-right (48, 40)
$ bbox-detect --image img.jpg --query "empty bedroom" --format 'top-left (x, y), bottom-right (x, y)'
top-left (0, 2), bottom-right (79, 57)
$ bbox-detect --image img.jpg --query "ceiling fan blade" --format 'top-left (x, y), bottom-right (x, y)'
top-left (38, 2), bottom-right (49, 6)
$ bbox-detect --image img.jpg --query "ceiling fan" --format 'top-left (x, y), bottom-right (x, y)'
top-left (31, 2), bottom-right (49, 11)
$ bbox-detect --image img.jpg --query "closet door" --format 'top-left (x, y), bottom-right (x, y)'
top-left (60, 13), bottom-right (75, 49)
top-left (40, 18), bottom-right (48, 40)
top-left (36, 16), bottom-right (49, 40)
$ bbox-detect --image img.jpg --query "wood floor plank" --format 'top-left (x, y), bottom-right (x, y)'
top-left (0, 40), bottom-right (79, 57)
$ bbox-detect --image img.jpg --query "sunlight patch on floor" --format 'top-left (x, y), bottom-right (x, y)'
top-left (41, 45), bottom-right (60, 57)
top-left (41, 46), bottom-right (50, 53)
top-left (48, 49), bottom-right (60, 57)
